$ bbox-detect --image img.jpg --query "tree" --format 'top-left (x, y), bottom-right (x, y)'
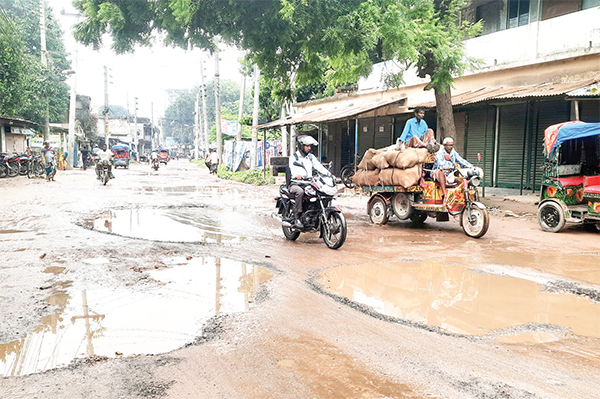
top-left (73, 0), bottom-right (481, 136)
top-left (162, 79), bottom-right (252, 146)
top-left (0, 0), bottom-right (71, 126)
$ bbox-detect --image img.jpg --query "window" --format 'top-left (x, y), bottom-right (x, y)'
top-left (476, 1), bottom-right (502, 35)
top-left (508, 0), bottom-right (530, 28)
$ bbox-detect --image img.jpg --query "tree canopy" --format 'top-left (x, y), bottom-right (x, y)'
top-left (0, 0), bottom-right (71, 127)
top-left (74, 0), bottom-right (481, 136)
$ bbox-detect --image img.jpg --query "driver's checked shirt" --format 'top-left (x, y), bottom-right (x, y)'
top-left (433, 148), bottom-right (472, 174)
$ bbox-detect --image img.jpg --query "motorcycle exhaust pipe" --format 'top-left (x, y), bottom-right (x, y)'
top-left (271, 212), bottom-right (292, 227)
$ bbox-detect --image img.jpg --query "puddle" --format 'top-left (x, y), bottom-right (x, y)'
top-left (0, 257), bottom-right (273, 376)
top-left (84, 209), bottom-right (259, 242)
top-left (316, 260), bottom-right (600, 343)
top-left (43, 266), bottom-right (66, 274)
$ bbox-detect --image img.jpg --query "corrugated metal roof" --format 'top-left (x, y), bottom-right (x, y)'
top-left (566, 81), bottom-right (600, 98)
top-left (255, 96), bottom-right (406, 129)
top-left (413, 79), bottom-right (599, 108)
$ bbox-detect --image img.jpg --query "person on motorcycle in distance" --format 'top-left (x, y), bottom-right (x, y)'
top-left (95, 144), bottom-right (115, 179)
top-left (151, 149), bottom-right (158, 166)
top-left (288, 135), bottom-right (333, 229)
top-left (432, 137), bottom-right (473, 203)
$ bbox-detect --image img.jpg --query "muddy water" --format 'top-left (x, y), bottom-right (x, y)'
top-left (0, 257), bottom-right (273, 376)
top-left (85, 208), bottom-right (258, 242)
top-left (316, 260), bottom-right (600, 343)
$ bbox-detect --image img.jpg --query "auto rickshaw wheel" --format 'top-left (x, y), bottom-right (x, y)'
top-left (410, 211), bottom-right (427, 224)
top-left (538, 201), bottom-right (566, 233)
top-left (368, 196), bottom-right (388, 225)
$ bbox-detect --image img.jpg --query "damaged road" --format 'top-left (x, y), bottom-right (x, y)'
top-left (1, 161), bottom-right (599, 398)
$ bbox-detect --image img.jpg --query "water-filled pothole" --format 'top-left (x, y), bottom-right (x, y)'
top-left (0, 257), bottom-right (273, 376)
top-left (84, 208), bottom-right (262, 242)
top-left (316, 260), bottom-right (600, 343)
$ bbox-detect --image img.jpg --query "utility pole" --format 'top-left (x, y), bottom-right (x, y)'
top-left (134, 97), bottom-right (138, 160)
top-left (200, 57), bottom-right (209, 153)
top-left (61, 8), bottom-right (81, 169)
top-left (194, 93), bottom-right (200, 159)
top-left (214, 50), bottom-right (222, 165)
top-left (236, 73), bottom-right (246, 141)
top-left (103, 66), bottom-right (109, 146)
top-left (40, 0), bottom-right (50, 141)
top-left (281, 105), bottom-right (288, 157)
top-left (251, 64), bottom-right (260, 168)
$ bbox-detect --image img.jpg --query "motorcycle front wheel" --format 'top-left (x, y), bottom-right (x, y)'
top-left (282, 206), bottom-right (300, 241)
top-left (102, 170), bottom-right (109, 185)
top-left (322, 212), bottom-right (347, 250)
top-left (461, 206), bottom-right (489, 238)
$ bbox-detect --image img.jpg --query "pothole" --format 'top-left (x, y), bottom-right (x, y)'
top-left (0, 257), bottom-right (273, 376)
top-left (315, 260), bottom-right (600, 343)
top-left (83, 208), bottom-right (266, 242)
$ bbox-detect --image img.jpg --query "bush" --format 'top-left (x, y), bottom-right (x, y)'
top-left (216, 166), bottom-right (275, 186)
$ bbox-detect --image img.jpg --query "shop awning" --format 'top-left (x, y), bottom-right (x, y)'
top-left (254, 96), bottom-right (406, 129)
top-left (412, 79), bottom-right (600, 108)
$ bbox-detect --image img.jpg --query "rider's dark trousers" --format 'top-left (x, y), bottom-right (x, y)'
top-left (289, 184), bottom-right (304, 216)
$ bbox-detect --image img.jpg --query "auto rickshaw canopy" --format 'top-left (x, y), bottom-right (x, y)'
top-left (544, 121), bottom-right (600, 155)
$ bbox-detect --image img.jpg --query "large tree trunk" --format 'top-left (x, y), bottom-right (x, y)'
top-left (434, 84), bottom-right (456, 141)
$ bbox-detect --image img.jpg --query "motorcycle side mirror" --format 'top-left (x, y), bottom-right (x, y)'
top-left (478, 153), bottom-right (481, 161)
top-left (444, 153), bottom-right (451, 161)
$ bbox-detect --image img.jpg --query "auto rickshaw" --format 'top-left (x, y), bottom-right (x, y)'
top-left (538, 121), bottom-right (600, 232)
top-left (158, 148), bottom-right (170, 164)
top-left (112, 144), bottom-right (130, 169)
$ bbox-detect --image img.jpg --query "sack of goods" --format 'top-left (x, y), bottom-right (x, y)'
top-left (382, 147), bottom-right (429, 169)
top-left (379, 164), bottom-right (423, 188)
top-left (352, 169), bottom-right (381, 186)
top-left (357, 149), bottom-right (383, 170)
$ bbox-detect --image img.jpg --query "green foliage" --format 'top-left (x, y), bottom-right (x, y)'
top-left (0, 0), bottom-right (71, 126)
top-left (216, 166), bottom-right (275, 186)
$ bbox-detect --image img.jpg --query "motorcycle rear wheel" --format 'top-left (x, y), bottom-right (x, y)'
top-left (282, 206), bottom-right (300, 241)
top-left (7, 162), bottom-right (19, 177)
top-left (461, 206), bottom-right (489, 238)
top-left (322, 212), bottom-right (347, 249)
top-left (341, 166), bottom-right (355, 189)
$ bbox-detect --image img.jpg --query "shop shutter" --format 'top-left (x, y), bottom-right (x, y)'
top-left (580, 100), bottom-right (600, 122)
top-left (496, 104), bottom-right (527, 188)
top-left (530, 100), bottom-right (570, 189)
top-left (463, 107), bottom-right (495, 186)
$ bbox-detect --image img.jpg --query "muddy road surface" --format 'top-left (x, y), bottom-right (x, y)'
top-left (1, 160), bottom-right (599, 398)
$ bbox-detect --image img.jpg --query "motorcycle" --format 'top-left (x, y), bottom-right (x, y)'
top-left (0, 153), bottom-right (21, 178)
top-left (273, 171), bottom-right (347, 250)
top-left (152, 157), bottom-right (160, 171)
top-left (97, 160), bottom-right (112, 185)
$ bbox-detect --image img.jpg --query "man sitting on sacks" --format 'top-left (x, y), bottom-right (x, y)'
top-left (433, 137), bottom-right (473, 204)
top-left (394, 107), bottom-right (439, 152)
top-left (288, 135), bottom-right (334, 229)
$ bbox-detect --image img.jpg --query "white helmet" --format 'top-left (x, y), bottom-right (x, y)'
top-left (298, 135), bottom-right (318, 147)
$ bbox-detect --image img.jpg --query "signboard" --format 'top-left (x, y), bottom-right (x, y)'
top-left (221, 119), bottom-right (237, 136)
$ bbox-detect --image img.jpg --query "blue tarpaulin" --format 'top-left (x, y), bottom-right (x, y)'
top-left (545, 122), bottom-right (600, 154)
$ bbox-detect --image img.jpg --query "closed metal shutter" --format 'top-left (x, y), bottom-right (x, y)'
top-left (463, 107), bottom-right (495, 186)
top-left (496, 104), bottom-right (527, 188)
top-left (580, 100), bottom-right (600, 122)
top-left (530, 100), bottom-right (570, 189)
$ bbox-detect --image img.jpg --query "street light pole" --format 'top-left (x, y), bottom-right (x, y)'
top-left (61, 8), bottom-right (81, 170)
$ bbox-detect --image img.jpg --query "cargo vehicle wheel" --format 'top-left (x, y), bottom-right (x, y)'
top-left (538, 201), bottom-right (565, 233)
top-left (368, 196), bottom-right (388, 225)
top-left (461, 206), bottom-right (489, 238)
top-left (391, 193), bottom-right (413, 220)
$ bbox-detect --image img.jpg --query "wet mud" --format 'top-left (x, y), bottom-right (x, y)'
top-left (315, 259), bottom-right (600, 343)
top-left (0, 256), bottom-right (272, 376)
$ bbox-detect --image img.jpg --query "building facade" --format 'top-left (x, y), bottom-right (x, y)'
top-left (261, 0), bottom-right (600, 192)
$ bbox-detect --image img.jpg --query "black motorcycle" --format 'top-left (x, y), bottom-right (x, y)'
top-left (98, 160), bottom-right (112, 185)
top-left (273, 173), bottom-right (347, 250)
top-left (152, 158), bottom-right (160, 171)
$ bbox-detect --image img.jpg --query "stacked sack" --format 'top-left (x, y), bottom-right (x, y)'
top-left (352, 147), bottom-right (430, 188)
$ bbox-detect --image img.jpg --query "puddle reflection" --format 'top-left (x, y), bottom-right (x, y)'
top-left (317, 260), bottom-right (600, 342)
top-left (0, 257), bottom-right (272, 376)
top-left (86, 209), bottom-right (251, 242)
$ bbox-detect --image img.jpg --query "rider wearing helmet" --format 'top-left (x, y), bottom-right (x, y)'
top-left (288, 135), bottom-right (332, 229)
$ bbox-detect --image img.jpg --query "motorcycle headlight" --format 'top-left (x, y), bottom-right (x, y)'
top-left (470, 177), bottom-right (481, 187)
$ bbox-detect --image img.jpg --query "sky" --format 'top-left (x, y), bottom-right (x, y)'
top-left (50, 0), bottom-right (244, 123)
